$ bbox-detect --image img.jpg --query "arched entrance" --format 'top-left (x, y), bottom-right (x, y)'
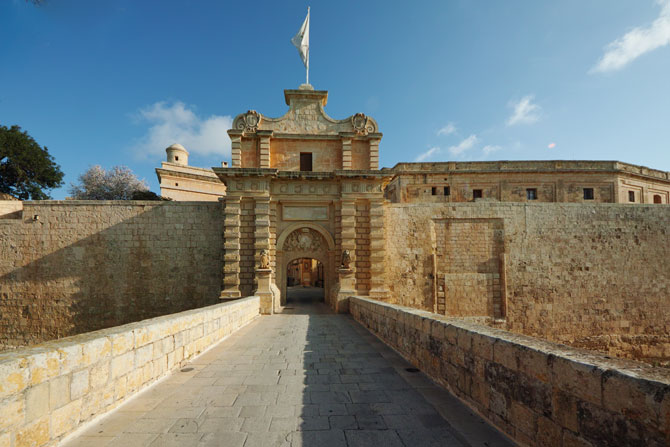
top-left (286, 258), bottom-right (325, 304)
top-left (276, 223), bottom-right (336, 308)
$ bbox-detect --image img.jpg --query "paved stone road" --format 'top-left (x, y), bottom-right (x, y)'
top-left (63, 292), bottom-right (514, 447)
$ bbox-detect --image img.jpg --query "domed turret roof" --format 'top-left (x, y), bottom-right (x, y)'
top-left (166, 143), bottom-right (188, 153)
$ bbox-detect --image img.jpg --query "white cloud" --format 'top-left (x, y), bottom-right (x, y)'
top-left (482, 145), bottom-right (502, 156)
top-left (132, 101), bottom-right (233, 158)
top-left (449, 135), bottom-right (478, 156)
top-left (506, 95), bottom-right (541, 126)
top-left (437, 122), bottom-right (456, 136)
top-left (415, 146), bottom-right (441, 162)
top-left (592, 0), bottom-right (670, 73)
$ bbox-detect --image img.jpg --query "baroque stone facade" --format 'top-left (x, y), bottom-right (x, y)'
top-left (157, 84), bottom-right (670, 317)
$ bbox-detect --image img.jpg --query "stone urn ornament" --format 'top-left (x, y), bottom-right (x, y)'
top-left (341, 249), bottom-right (351, 269)
top-left (259, 249), bottom-right (270, 270)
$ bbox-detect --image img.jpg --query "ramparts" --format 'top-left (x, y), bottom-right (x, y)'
top-left (0, 201), bottom-right (223, 348)
top-left (0, 295), bottom-right (259, 447)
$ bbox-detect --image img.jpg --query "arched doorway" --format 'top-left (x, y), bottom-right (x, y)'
top-left (276, 223), bottom-right (336, 308)
top-left (286, 258), bottom-right (325, 304)
top-left (654, 195), bottom-right (662, 204)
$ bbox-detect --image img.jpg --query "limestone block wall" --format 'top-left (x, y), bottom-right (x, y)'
top-left (0, 296), bottom-right (259, 447)
top-left (351, 296), bottom-right (670, 447)
top-left (0, 201), bottom-right (223, 349)
top-left (385, 202), bottom-right (670, 361)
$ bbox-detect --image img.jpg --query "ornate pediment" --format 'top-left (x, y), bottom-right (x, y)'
top-left (229, 86), bottom-right (379, 137)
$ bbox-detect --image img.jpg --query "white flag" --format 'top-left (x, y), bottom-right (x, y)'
top-left (291, 9), bottom-right (309, 70)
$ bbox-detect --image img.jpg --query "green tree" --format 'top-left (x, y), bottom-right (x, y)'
top-left (0, 125), bottom-right (64, 200)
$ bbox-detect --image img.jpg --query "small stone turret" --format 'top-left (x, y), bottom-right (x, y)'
top-left (166, 143), bottom-right (189, 166)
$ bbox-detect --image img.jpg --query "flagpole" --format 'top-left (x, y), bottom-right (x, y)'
top-left (306, 7), bottom-right (310, 85)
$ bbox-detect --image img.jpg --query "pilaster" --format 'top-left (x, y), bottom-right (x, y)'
top-left (369, 138), bottom-right (380, 170)
top-left (368, 198), bottom-right (389, 299)
top-left (229, 131), bottom-right (243, 168)
top-left (220, 196), bottom-right (242, 299)
top-left (254, 196), bottom-right (271, 272)
top-left (341, 135), bottom-right (353, 170)
top-left (258, 130), bottom-right (273, 169)
top-left (339, 199), bottom-right (357, 294)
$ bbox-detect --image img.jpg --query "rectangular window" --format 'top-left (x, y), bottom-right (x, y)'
top-left (431, 187), bottom-right (437, 196)
top-left (300, 152), bottom-right (313, 172)
top-left (473, 189), bottom-right (483, 200)
top-left (583, 188), bottom-right (594, 200)
top-left (628, 191), bottom-right (635, 202)
top-left (444, 186), bottom-right (450, 196)
top-left (526, 188), bottom-right (537, 200)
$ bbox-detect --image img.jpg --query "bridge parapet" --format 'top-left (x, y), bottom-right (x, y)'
top-left (0, 296), bottom-right (260, 447)
top-left (350, 296), bottom-right (670, 447)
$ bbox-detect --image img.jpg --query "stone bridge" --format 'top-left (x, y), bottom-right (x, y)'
top-left (1, 291), bottom-right (668, 447)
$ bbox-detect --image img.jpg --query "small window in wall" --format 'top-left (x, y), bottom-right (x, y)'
top-left (175, 182), bottom-right (179, 186)
top-left (300, 152), bottom-right (313, 171)
top-left (583, 188), bottom-right (594, 200)
top-left (431, 187), bottom-right (437, 195)
top-left (628, 191), bottom-right (635, 202)
top-left (175, 156), bottom-right (179, 161)
top-left (654, 194), bottom-right (662, 204)
top-left (444, 186), bottom-right (450, 196)
top-left (473, 189), bottom-right (483, 200)
top-left (526, 188), bottom-right (538, 200)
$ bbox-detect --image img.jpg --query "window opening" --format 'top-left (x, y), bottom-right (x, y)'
top-left (628, 191), bottom-right (635, 202)
top-left (583, 188), bottom-right (594, 200)
top-left (473, 189), bottom-right (483, 200)
top-left (175, 156), bottom-right (179, 161)
top-left (526, 188), bottom-right (537, 200)
top-left (300, 153), bottom-right (313, 171)
top-left (431, 187), bottom-right (437, 196)
top-left (444, 186), bottom-right (450, 196)
top-left (654, 195), bottom-right (662, 204)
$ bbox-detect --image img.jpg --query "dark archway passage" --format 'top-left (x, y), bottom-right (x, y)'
top-left (286, 258), bottom-right (324, 304)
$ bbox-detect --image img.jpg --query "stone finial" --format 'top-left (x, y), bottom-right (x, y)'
top-left (259, 249), bottom-right (270, 270)
top-left (341, 249), bottom-right (352, 269)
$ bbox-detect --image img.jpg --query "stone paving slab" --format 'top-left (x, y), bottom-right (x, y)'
top-left (62, 301), bottom-right (515, 447)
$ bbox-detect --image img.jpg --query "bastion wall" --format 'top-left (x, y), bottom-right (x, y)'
top-left (0, 201), bottom-right (223, 349)
top-left (385, 202), bottom-right (670, 363)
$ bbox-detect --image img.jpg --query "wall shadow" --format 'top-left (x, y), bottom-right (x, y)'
top-left (0, 202), bottom-right (222, 348)
top-left (290, 298), bottom-right (478, 446)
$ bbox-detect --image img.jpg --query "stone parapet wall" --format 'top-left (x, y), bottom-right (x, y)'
top-left (0, 201), bottom-right (223, 348)
top-left (0, 296), bottom-right (260, 447)
top-left (350, 296), bottom-right (670, 447)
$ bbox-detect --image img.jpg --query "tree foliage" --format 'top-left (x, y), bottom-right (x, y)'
top-left (0, 125), bottom-right (64, 200)
top-left (69, 165), bottom-right (150, 200)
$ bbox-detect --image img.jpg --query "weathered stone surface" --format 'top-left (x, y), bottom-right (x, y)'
top-left (0, 296), bottom-right (259, 447)
top-left (351, 296), bottom-right (670, 447)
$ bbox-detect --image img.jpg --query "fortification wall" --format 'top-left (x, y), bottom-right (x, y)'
top-left (385, 202), bottom-right (670, 362)
top-left (0, 201), bottom-right (223, 349)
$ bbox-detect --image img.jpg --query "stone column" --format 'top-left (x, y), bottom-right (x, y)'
top-left (229, 131), bottom-right (243, 168)
top-left (258, 130), bottom-right (273, 169)
top-left (369, 138), bottom-right (380, 170)
top-left (341, 135), bottom-right (353, 170)
top-left (220, 196), bottom-right (242, 299)
top-left (368, 198), bottom-right (389, 299)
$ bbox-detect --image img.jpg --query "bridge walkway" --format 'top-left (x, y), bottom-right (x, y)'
top-left (63, 289), bottom-right (514, 447)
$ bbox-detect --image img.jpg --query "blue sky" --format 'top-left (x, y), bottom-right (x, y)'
top-left (2, 0), bottom-right (669, 199)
